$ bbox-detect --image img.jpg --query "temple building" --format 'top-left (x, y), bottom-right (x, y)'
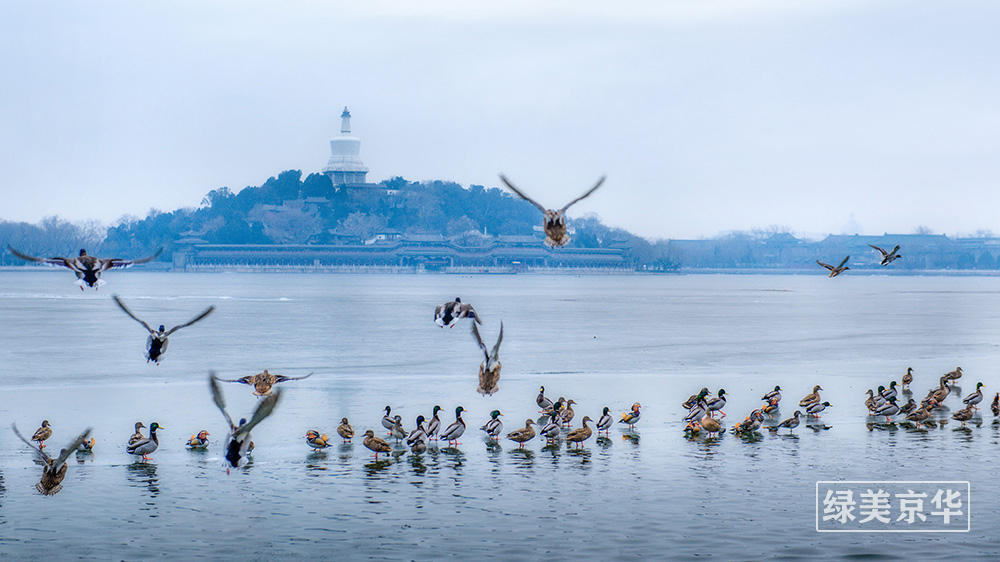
top-left (322, 107), bottom-right (369, 185)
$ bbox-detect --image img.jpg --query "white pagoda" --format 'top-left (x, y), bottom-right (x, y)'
top-left (322, 107), bottom-right (369, 185)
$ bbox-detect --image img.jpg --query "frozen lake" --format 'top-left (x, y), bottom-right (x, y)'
top-left (1, 270), bottom-right (998, 560)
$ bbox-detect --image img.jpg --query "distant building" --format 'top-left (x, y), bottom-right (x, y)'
top-left (322, 107), bottom-right (370, 186)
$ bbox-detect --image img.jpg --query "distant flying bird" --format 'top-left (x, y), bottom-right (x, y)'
top-left (216, 369), bottom-right (312, 397)
top-left (434, 298), bottom-right (481, 328)
top-left (210, 373), bottom-right (281, 469)
top-left (7, 246), bottom-right (162, 290)
top-left (817, 256), bottom-right (850, 277)
top-left (12, 423), bottom-right (92, 495)
top-left (472, 321), bottom-right (503, 396)
top-left (869, 244), bottom-right (902, 266)
top-left (499, 174), bottom-right (606, 248)
top-left (113, 295), bottom-right (215, 364)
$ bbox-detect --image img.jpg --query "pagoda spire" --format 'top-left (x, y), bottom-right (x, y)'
top-left (341, 107), bottom-right (351, 134)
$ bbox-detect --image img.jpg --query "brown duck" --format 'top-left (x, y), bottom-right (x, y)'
top-left (218, 369), bottom-right (313, 396)
top-left (499, 175), bottom-right (607, 248)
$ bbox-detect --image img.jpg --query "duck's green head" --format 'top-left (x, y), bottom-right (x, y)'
top-left (416, 415), bottom-right (426, 426)
top-left (774, 385), bottom-right (781, 391)
top-left (877, 385), bottom-right (885, 393)
top-left (455, 406), bottom-right (465, 417)
top-left (150, 422), bottom-right (162, 431)
top-left (822, 401), bottom-right (833, 407)
top-left (603, 406), bottom-right (610, 415)
top-left (539, 386), bottom-right (545, 393)
top-left (490, 410), bottom-right (502, 419)
top-left (977, 382), bottom-right (985, 388)
top-left (718, 389), bottom-right (726, 396)
top-left (697, 389), bottom-right (709, 399)
top-left (889, 381), bottom-right (897, 388)
top-left (433, 405), bottom-right (442, 414)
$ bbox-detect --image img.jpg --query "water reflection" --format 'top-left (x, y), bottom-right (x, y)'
top-left (363, 459), bottom-right (393, 475)
top-left (305, 451), bottom-right (329, 474)
top-left (596, 436), bottom-right (613, 450)
top-left (621, 432), bottom-right (640, 445)
top-left (125, 461), bottom-right (160, 499)
top-left (407, 453), bottom-right (427, 476)
top-left (508, 448), bottom-right (534, 471)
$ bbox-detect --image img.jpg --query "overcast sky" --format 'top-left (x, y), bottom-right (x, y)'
top-left (2, 1), bottom-right (999, 240)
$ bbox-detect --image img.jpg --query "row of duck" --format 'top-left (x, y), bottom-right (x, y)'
top-left (680, 366), bottom-right (997, 438)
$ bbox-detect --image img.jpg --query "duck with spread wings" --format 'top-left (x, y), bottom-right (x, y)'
top-left (817, 256), bottom-right (850, 278)
top-left (434, 297), bottom-right (481, 328)
top-left (8, 246), bottom-right (162, 290)
top-left (12, 423), bottom-right (92, 495)
top-left (210, 373), bottom-right (282, 469)
top-left (113, 295), bottom-right (215, 364)
top-left (216, 369), bottom-right (312, 397)
top-left (472, 321), bottom-right (503, 396)
top-left (499, 175), bottom-right (606, 248)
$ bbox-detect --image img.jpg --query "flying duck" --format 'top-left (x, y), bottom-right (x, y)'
top-left (126, 422), bottom-right (162, 461)
top-left (434, 298), bottom-right (481, 328)
top-left (472, 321), bottom-right (503, 396)
top-left (439, 406), bottom-right (466, 446)
top-left (817, 256), bottom-right (850, 277)
top-left (8, 246), bottom-right (162, 290)
top-left (112, 295), bottom-right (215, 364)
top-left (337, 418), bottom-right (355, 442)
top-left (217, 370), bottom-right (312, 397)
top-left (210, 373), bottom-right (281, 469)
top-left (869, 244), bottom-right (902, 266)
top-left (499, 174), bottom-right (607, 248)
top-left (480, 410), bottom-right (504, 440)
top-left (12, 423), bottom-right (92, 495)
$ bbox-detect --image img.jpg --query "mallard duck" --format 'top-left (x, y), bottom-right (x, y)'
top-left (337, 418), bottom-right (354, 442)
top-left (434, 298), bottom-right (481, 328)
top-left (540, 412), bottom-right (561, 443)
top-left (869, 244), bottom-right (901, 266)
top-left (806, 401), bottom-right (832, 418)
top-left (873, 397), bottom-right (899, 421)
top-left (762, 386), bottom-right (781, 402)
top-left (684, 390), bottom-right (710, 422)
top-left (426, 406), bottom-right (442, 440)
top-left (499, 174), bottom-right (607, 247)
top-left (381, 406), bottom-right (395, 435)
top-left (596, 407), bottom-right (613, 434)
top-left (964, 382), bottom-right (985, 410)
top-left (700, 414), bottom-right (723, 437)
top-left (12, 423), bottom-right (92, 495)
top-left (217, 369), bottom-right (312, 397)
top-left (472, 321), bottom-right (503, 396)
top-left (799, 385), bottom-right (823, 407)
top-left (7, 246), bottom-right (162, 290)
top-left (817, 256), bottom-right (849, 277)
top-left (480, 410), bottom-right (504, 440)
top-left (905, 405), bottom-right (932, 427)
top-left (880, 381), bottom-right (898, 401)
top-left (683, 388), bottom-right (709, 409)
top-left (210, 373), bottom-right (281, 469)
top-left (619, 403), bottom-right (641, 428)
top-left (561, 399), bottom-right (578, 427)
top-left (31, 420), bottom-right (52, 449)
top-left (113, 295), bottom-right (214, 364)
top-left (706, 389), bottom-right (727, 417)
top-left (390, 416), bottom-right (407, 442)
top-left (305, 430), bottom-right (330, 451)
top-left (77, 437), bottom-right (96, 452)
top-left (992, 393), bottom-right (999, 417)
top-left (363, 429), bottom-right (393, 460)
top-left (506, 419), bottom-right (536, 448)
top-left (771, 411), bottom-right (802, 432)
top-left (536, 387), bottom-right (553, 411)
top-left (566, 416), bottom-right (593, 447)
top-left (406, 416), bottom-right (428, 450)
top-left (126, 422), bottom-right (162, 460)
top-left (951, 406), bottom-right (974, 427)
top-left (902, 367), bottom-right (914, 389)
top-left (187, 430), bottom-right (210, 450)
top-left (944, 367), bottom-right (963, 382)
top-left (899, 398), bottom-right (918, 416)
top-left (543, 396), bottom-right (567, 417)
top-left (439, 406), bottom-right (466, 446)
top-left (128, 422), bottom-right (146, 446)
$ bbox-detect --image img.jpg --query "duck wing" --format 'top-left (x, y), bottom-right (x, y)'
top-left (209, 373), bottom-right (236, 430)
top-left (7, 246), bottom-right (77, 270)
top-left (558, 176), bottom-right (606, 214)
top-left (102, 248), bottom-right (163, 271)
top-left (816, 260), bottom-right (834, 271)
top-left (52, 429), bottom-right (92, 472)
top-left (499, 175), bottom-right (549, 214)
top-left (113, 295), bottom-right (154, 333)
top-left (836, 256), bottom-right (850, 269)
top-left (471, 322), bottom-right (490, 363)
top-left (489, 322), bottom-right (503, 365)
top-left (11, 423), bottom-right (49, 462)
top-left (234, 389), bottom-right (282, 440)
top-left (868, 244), bottom-right (888, 258)
top-left (164, 305), bottom-right (215, 336)
top-left (273, 372), bottom-right (313, 383)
